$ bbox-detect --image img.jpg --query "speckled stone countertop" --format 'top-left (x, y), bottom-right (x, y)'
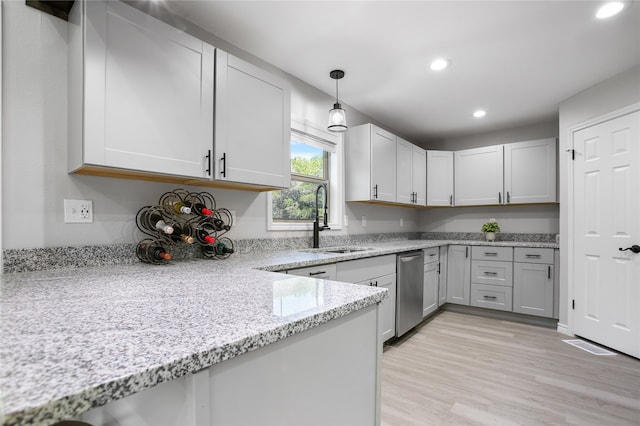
top-left (0, 239), bottom-right (558, 425)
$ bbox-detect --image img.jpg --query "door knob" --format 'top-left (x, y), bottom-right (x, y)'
top-left (619, 245), bottom-right (640, 254)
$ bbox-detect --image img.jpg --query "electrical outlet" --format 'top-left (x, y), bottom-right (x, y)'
top-left (400, 218), bottom-right (404, 227)
top-left (64, 199), bottom-right (93, 223)
top-left (343, 215), bottom-right (349, 227)
top-left (228, 210), bottom-right (237, 226)
top-left (362, 215), bottom-right (367, 227)
top-left (489, 218), bottom-right (496, 223)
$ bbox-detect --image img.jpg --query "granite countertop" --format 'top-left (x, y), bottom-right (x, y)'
top-left (0, 239), bottom-right (558, 425)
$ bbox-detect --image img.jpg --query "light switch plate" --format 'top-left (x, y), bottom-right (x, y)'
top-left (64, 199), bottom-right (93, 223)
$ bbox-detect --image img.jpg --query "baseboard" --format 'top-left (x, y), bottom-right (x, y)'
top-left (556, 323), bottom-right (572, 336)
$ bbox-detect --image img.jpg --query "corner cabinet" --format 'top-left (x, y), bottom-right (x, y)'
top-left (454, 145), bottom-right (504, 206)
top-left (214, 51), bottom-right (291, 190)
top-left (346, 124), bottom-right (397, 203)
top-left (427, 151), bottom-right (454, 206)
top-left (504, 138), bottom-right (557, 204)
top-left (68, 0), bottom-right (214, 180)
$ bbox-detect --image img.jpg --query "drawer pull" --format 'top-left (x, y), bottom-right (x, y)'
top-left (429, 253), bottom-right (437, 257)
top-left (525, 254), bottom-right (541, 258)
top-left (548, 266), bottom-right (551, 279)
top-left (308, 271), bottom-right (326, 276)
top-left (483, 295), bottom-right (497, 300)
top-left (484, 271), bottom-right (498, 276)
top-left (484, 252), bottom-right (498, 256)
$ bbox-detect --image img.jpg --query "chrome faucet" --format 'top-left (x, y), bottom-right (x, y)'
top-left (313, 184), bottom-right (330, 248)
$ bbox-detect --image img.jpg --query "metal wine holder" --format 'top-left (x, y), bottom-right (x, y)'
top-left (135, 189), bottom-right (235, 264)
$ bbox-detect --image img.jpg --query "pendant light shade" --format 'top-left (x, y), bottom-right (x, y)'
top-left (328, 70), bottom-right (347, 132)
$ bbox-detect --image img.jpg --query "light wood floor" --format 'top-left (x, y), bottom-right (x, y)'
top-left (381, 311), bottom-right (640, 426)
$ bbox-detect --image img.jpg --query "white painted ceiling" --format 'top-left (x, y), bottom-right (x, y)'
top-left (161, 1), bottom-right (640, 141)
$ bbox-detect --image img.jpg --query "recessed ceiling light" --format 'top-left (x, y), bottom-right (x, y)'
top-left (596, 2), bottom-right (624, 19)
top-left (473, 110), bottom-right (487, 118)
top-left (430, 58), bottom-right (451, 71)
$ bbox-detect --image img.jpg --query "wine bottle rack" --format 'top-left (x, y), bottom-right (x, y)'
top-left (135, 189), bottom-right (235, 264)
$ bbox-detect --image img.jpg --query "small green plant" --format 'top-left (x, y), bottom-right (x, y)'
top-left (481, 221), bottom-right (500, 233)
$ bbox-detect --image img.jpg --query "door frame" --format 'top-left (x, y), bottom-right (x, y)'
top-left (566, 101), bottom-right (640, 336)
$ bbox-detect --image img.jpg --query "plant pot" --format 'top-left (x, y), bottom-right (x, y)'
top-left (485, 232), bottom-right (496, 242)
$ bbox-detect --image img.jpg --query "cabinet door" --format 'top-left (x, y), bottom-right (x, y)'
top-left (454, 145), bottom-right (504, 206)
top-left (438, 246), bottom-right (448, 306)
top-left (423, 261), bottom-right (439, 317)
top-left (513, 263), bottom-right (554, 317)
top-left (396, 138), bottom-right (413, 204)
top-left (377, 273), bottom-right (397, 342)
top-left (412, 145), bottom-right (427, 206)
top-left (427, 151), bottom-right (454, 206)
top-left (370, 125), bottom-right (397, 202)
top-left (446, 245), bottom-right (471, 305)
top-left (504, 138), bottom-right (557, 204)
top-left (215, 51), bottom-right (291, 188)
top-left (82, 0), bottom-right (213, 178)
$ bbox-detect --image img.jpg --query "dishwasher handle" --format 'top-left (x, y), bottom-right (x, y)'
top-left (398, 252), bottom-right (423, 263)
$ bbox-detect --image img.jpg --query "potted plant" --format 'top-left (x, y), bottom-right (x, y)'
top-left (481, 221), bottom-right (500, 242)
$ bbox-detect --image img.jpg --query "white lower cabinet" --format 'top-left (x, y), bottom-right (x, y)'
top-left (337, 255), bottom-right (397, 342)
top-left (470, 246), bottom-right (513, 312)
top-left (287, 263), bottom-right (337, 280)
top-left (513, 248), bottom-right (554, 317)
top-left (438, 246), bottom-right (448, 306)
top-left (446, 245), bottom-right (471, 305)
top-left (81, 305), bottom-right (380, 425)
top-left (423, 248), bottom-right (440, 317)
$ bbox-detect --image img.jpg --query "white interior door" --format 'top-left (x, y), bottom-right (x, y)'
top-left (572, 109), bottom-right (640, 358)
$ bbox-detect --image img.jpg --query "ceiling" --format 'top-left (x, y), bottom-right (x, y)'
top-left (159, 1), bottom-right (640, 142)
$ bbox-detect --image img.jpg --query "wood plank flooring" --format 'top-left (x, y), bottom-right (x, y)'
top-left (381, 311), bottom-right (640, 425)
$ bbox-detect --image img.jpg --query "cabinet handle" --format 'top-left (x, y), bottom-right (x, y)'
top-left (465, 247), bottom-right (469, 258)
top-left (373, 184), bottom-right (378, 199)
top-left (525, 254), bottom-right (541, 258)
top-left (308, 271), bottom-right (326, 276)
top-left (498, 192), bottom-right (502, 204)
top-left (483, 295), bottom-right (497, 300)
top-left (375, 281), bottom-right (378, 287)
top-left (548, 266), bottom-right (551, 279)
top-left (484, 271), bottom-right (498, 276)
top-left (205, 150), bottom-right (212, 176)
top-left (437, 262), bottom-right (441, 274)
top-left (484, 252), bottom-right (498, 256)
top-left (507, 192), bottom-right (511, 203)
top-left (220, 153), bottom-right (227, 178)
top-left (450, 195), bottom-right (453, 206)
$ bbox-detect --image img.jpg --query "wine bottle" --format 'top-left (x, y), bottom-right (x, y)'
top-left (170, 201), bottom-right (192, 215)
top-left (190, 202), bottom-right (212, 217)
top-left (194, 228), bottom-right (215, 245)
top-left (170, 224), bottom-right (195, 244)
top-left (213, 241), bottom-right (234, 255)
top-left (136, 241), bottom-right (172, 263)
top-left (210, 217), bottom-right (231, 232)
top-left (148, 213), bottom-right (174, 234)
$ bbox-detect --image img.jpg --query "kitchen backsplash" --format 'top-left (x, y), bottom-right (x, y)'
top-left (2, 232), bottom-right (557, 273)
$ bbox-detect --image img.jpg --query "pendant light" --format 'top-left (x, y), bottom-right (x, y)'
top-left (328, 70), bottom-right (347, 132)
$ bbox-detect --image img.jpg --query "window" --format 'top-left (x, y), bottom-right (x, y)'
top-left (267, 121), bottom-right (343, 231)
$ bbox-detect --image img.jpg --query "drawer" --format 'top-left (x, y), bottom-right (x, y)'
top-left (423, 247), bottom-right (440, 264)
top-left (288, 263), bottom-right (337, 280)
top-left (471, 260), bottom-right (513, 287)
top-left (472, 246), bottom-right (513, 262)
top-left (514, 247), bottom-right (554, 264)
top-left (470, 283), bottom-right (513, 311)
top-left (336, 254), bottom-right (396, 283)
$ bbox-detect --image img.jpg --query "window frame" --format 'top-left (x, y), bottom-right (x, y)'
top-left (267, 120), bottom-right (343, 231)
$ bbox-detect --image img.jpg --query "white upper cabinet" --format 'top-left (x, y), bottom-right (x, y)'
top-left (426, 151), bottom-right (454, 206)
top-left (214, 51), bottom-right (291, 189)
top-left (454, 145), bottom-right (504, 206)
top-left (396, 138), bottom-right (426, 206)
top-left (504, 138), bottom-right (557, 204)
top-left (68, 0), bottom-right (214, 179)
top-left (346, 124), bottom-right (397, 203)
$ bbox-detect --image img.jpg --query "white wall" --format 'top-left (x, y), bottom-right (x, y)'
top-left (419, 120), bottom-right (560, 234)
top-left (1, 2), bottom-right (418, 250)
top-left (557, 65), bottom-right (640, 331)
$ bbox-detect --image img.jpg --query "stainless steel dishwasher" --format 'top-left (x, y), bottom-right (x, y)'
top-left (396, 250), bottom-right (425, 337)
